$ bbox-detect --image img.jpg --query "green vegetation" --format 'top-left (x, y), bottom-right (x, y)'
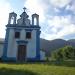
top-left (0, 62), bottom-right (75, 75)
top-left (51, 46), bottom-right (75, 60)
top-left (0, 46), bottom-right (75, 75)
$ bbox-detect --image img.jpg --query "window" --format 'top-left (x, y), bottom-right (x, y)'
top-left (26, 32), bottom-right (31, 39)
top-left (15, 32), bottom-right (20, 38)
top-left (10, 17), bottom-right (14, 24)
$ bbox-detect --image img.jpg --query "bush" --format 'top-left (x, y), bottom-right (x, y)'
top-left (51, 46), bottom-right (75, 61)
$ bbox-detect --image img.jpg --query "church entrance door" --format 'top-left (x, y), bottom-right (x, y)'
top-left (17, 45), bottom-right (26, 62)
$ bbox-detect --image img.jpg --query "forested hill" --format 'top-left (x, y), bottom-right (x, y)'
top-left (40, 38), bottom-right (75, 56)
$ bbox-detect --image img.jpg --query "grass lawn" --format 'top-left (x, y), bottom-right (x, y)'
top-left (0, 62), bottom-right (75, 75)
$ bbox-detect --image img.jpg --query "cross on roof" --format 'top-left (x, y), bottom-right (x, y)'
top-left (23, 7), bottom-right (26, 12)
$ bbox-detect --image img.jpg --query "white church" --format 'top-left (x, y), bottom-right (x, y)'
top-left (0, 8), bottom-right (45, 62)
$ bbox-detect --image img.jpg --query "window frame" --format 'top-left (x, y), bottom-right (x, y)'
top-left (15, 32), bottom-right (20, 39)
top-left (26, 32), bottom-right (31, 39)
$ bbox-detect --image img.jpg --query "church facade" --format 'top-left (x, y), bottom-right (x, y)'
top-left (2, 8), bottom-right (42, 62)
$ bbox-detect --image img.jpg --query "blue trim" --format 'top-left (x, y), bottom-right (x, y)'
top-left (6, 24), bottom-right (17, 26)
top-left (14, 28), bottom-right (22, 31)
top-left (6, 24), bottom-right (40, 29)
top-left (2, 57), bottom-right (16, 62)
top-left (25, 29), bottom-right (33, 32)
top-left (27, 58), bottom-right (39, 61)
top-left (35, 30), bottom-right (41, 61)
top-left (2, 28), bottom-right (10, 61)
top-left (17, 40), bottom-right (28, 45)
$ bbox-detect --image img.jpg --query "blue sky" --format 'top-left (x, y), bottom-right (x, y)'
top-left (0, 0), bottom-right (75, 40)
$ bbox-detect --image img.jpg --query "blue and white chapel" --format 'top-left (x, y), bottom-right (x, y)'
top-left (2, 7), bottom-right (41, 62)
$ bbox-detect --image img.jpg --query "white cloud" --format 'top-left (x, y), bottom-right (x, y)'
top-left (41, 15), bottom-right (75, 40)
top-left (69, 2), bottom-right (75, 14)
top-left (24, 0), bottom-right (75, 40)
top-left (48, 16), bottom-right (72, 28)
top-left (0, 0), bottom-right (12, 38)
top-left (49, 0), bottom-right (71, 8)
top-left (65, 1), bottom-right (75, 14)
top-left (24, 0), bottom-right (47, 23)
top-left (57, 24), bottom-right (75, 37)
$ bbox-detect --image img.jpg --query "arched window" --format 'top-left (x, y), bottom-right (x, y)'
top-left (34, 18), bottom-right (37, 25)
top-left (10, 16), bottom-right (14, 24)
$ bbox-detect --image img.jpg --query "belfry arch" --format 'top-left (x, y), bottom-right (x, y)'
top-left (32, 13), bottom-right (39, 25)
top-left (8, 12), bottom-right (17, 24)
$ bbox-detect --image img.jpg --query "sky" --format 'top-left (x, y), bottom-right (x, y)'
top-left (0, 0), bottom-right (75, 40)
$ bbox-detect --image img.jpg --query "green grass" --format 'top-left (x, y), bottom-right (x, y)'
top-left (0, 62), bottom-right (75, 75)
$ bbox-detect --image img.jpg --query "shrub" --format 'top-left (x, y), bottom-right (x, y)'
top-left (51, 46), bottom-right (75, 60)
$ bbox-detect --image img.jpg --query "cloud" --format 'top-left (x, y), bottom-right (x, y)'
top-left (24, 0), bottom-right (75, 40)
top-left (49, 0), bottom-right (71, 8)
top-left (24, 0), bottom-right (46, 23)
top-left (67, 1), bottom-right (75, 14)
top-left (42, 15), bottom-right (75, 40)
top-left (0, 0), bottom-right (12, 38)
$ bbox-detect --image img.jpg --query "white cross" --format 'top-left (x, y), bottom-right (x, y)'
top-left (23, 7), bottom-right (26, 12)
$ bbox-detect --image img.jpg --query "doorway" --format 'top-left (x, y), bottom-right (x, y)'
top-left (17, 45), bottom-right (26, 62)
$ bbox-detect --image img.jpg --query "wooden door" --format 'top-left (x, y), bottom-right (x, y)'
top-left (17, 45), bottom-right (26, 62)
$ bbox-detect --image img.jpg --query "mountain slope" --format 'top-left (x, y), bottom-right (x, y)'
top-left (40, 38), bottom-right (75, 56)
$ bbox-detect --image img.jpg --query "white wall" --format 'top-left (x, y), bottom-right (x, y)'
top-left (6, 28), bottom-right (37, 59)
top-left (20, 29), bottom-right (26, 40)
top-left (0, 43), bottom-right (4, 57)
top-left (40, 51), bottom-right (46, 60)
top-left (7, 29), bottom-right (17, 57)
top-left (20, 29), bottom-right (37, 58)
top-left (27, 30), bottom-right (36, 58)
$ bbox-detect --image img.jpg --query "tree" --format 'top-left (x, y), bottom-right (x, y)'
top-left (51, 46), bottom-right (75, 60)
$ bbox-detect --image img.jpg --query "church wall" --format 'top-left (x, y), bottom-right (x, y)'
top-left (27, 30), bottom-right (36, 58)
top-left (40, 51), bottom-right (46, 60)
top-left (20, 29), bottom-right (26, 40)
top-left (14, 28), bottom-right (37, 59)
top-left (11, 40), bottom-right (17, 58)
top-left (7, 29), bottom-right (17, 58)
top-left (0, 43), bottom-right (4, 57)
top-left (3, 28), bottom-right (40, 60)
top-left (6, 28), bottom-right (37, 59)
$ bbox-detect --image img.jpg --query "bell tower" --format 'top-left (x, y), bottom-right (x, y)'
top-left (8, 12), bottom-right (17, 24)
top-left (32, 13), bottom-right (39, 25)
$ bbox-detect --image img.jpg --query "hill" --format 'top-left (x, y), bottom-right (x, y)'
top-left (40, 38), bottom-right (75, 56)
